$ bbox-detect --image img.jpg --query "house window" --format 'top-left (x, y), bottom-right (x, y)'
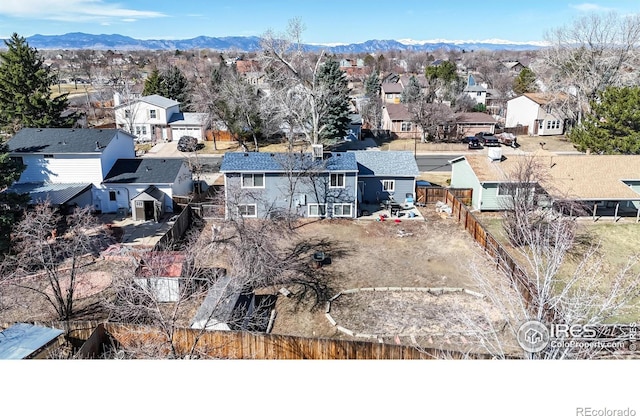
top-left (386, 93), bottom-right (393, 99)
top-left (142, 126), bottom-right (147, 135)
top-left (497, 183), bottom-right (535, 197)
top-left (109, 191), bottom-right (117, 201)
top-left (44, 154), bottom-right (54, 159)
top-left (401, 122), bottom-right (412, 132)
top-left (382, 180), bottom-right (395, 192)
top-left (308, 204), bottom-right (327, 217)
top-left (238, 204), bottom-right (257, 217)
top-left (135, 126), bottom-right (141, 135)
top-left (9, 156), bottom-right (23, 166)
top-left (241, 173), bottom-right (265, 188)
top-left (330, 173), bottom-right (345, 188)
top-left (333, 203), bottom-right (352, 217)
top-left (477, 92), bottom-right (482, 96)
top-left (135, 200), bottom-right (144, 208)
top-left (149, 109), bottom-right (157, 119)
top-left (124, 110), bottom-right (131, 118)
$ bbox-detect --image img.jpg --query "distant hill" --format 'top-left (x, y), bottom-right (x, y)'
top-left (16, 32), bottom-right (543, 52)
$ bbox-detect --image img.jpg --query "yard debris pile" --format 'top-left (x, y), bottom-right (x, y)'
top-left (435, 201), bottom-right (452, 217)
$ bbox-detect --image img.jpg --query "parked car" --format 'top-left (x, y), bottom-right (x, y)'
top-left (497, 132), bottom-right (518, 148)
top-left (468, 137), bottom-right (483, 149)
top-left (461, 136), bottom-right (476, 144)
top-left (476, 132), bottom-right (499, 147)
top-left (177, 135), bottom-right (198, 152)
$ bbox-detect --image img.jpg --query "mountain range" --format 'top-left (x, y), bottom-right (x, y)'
top-left (20, 32), bottom-right (544, 53)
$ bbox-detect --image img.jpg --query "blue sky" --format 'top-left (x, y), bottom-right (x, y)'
top-left (0, 0), bottom-right (638, 44)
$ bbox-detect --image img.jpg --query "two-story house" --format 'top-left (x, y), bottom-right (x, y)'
top-left (219, 149), bottom-right (419, 219)
top-left (505, 93), bottom-right (569, 136)
top-left (114, 94), bottom-right (207, 143)
top-left (5, 128), bottom-right (192, 218)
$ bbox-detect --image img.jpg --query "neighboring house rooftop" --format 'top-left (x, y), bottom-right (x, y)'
top-left (6, 182), bottom-right (92, 205)
top-left (381, 83), bottom-right (404, 94)
top-left (461, 153), bottom-right (640, 200)
top-left (521, 92), bottom-right (568, 106)
top-left (7, 128), bottom-right (125, 154)
top-left (352, 151), bottom-right (419, 177)
top-left (384, 103), bottom-right (413, 121)
top-left (464, 85), bottom-right (487, 93)
top-left (168, 112), bottom-right (208, 125)
top-left (456, 112), bottom-right (497, 124)
top-left (0, 323), bottom-right (64, 360)
top-left (220, 151), bottom-right (359, 173)
top-left (139, 94), bottom-right (180, 108)
top-left (103, 158), bottom-right (187, 184)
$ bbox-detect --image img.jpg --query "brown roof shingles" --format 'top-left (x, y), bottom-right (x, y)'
top-left (464, 153), bottom-right (640, 200)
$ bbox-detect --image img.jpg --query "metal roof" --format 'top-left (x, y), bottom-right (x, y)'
top-left (220, 151), bottom-right (358, 173)
top-left (6, 182), bottom-right (92, 205)
top-left (352, 150), bottom-right (420, 177)
top-left (103, 158), bottom-right (187, 184)
top-left (7, 128), bottom-right (125, 154)
top-left (0, 323), bottom-right (64, 359)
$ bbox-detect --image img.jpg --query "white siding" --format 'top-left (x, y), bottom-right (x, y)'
top-left (171, 162), bottom-right (193, 196)
top-left (505, 95), bottom-right (540, 130)
top-left (115, 100), bottom-right (180, 142)
top-left (100, 131), bottom-right (136, 178)
top-left (19, 154), bottom-right (103, 184)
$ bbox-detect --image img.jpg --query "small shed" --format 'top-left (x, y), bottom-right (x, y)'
top-left (0, 323), bottom-right (65, 359)
top-left (131, 185), bottom-right (165, 221)
top-left (191, 275), bottom-right (246, 331)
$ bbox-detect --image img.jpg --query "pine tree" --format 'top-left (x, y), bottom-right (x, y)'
top-left (568, 86), bottom-right (640, 154)
top-left (400, 76), bottom-right (422, 104)
top-left (142, 68), bottom-right (162, 96)
top-left (316, 58), bottom-right (351, 142)
top-left (0, 33), bottom-right (75, 134)
top-left (0, 142), bottom-right (27, 253)
top-left (162, 66), bottom-right (191, 109)
top-left (513, 67), bottom-right (538, 95)
top-left (364, 72), bottom-right (381, 98)
top-left (143, 66), bottom-right (191, 109)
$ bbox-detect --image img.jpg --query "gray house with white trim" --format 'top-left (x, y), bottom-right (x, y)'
top-left (220, 151), bottom-right (359, 219)
top-left (351, 151), bottom-right (419, 206)
top-left (219, 150), bottom-right (420, 219)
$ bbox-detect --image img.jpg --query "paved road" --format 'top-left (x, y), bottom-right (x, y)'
top-left (415, 155), bottom-right (461, 172)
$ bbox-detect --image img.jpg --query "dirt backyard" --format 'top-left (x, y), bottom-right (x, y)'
top-left (269, 208), bottom-right (519, 354)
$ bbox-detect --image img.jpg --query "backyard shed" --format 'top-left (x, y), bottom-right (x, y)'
top-left (131, 185), bottom-right (165, 222)
top-left (0, 323), bottom-right (64, 359)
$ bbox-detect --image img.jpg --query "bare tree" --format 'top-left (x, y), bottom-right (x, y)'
top-left (1, 202), bottom-right (112, 321)
top-left (259, 18), bottom-right (349, 145)
top-left (464, 157), bottom-right (640, 359)
top-left (539, 12), bottom-right (640, 124)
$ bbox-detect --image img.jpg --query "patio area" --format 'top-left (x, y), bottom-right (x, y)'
top-left (358, 203), bottom-right (424, 221)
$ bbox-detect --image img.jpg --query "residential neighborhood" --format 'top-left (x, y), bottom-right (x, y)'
top-left (2, 9), bottom-right (640, 370)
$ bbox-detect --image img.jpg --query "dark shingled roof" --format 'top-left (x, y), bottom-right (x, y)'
top-left (220, 151), bottom-right (358, 173)
top-left (7, 128), bottom-right (126, 154)
top-left (103, 158), bottom-right (186, 184)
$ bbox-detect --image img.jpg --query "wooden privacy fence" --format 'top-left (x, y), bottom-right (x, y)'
top-left (97, 323), bottom-right (495, 359)
top-left (416, 186), bottom-right (472, 206)
top-left (443, 190), bottom-right (536, 307)
top-left (154, 205), bottom-right (193, 250)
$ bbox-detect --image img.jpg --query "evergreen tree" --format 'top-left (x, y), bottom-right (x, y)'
top-left (0, 33), bottom-right (75, 133)
top-left (364, 71), bottom-right (381, 98)
top-left (513, 67), bottom-right (538, 95)
top-left (142, 68), bottom-right (162, 96)
top-left (142, 65), bottom-right (191, 109)
top-left (568, 86), bottom-right (640, 154)
top-left (0, 142), bottom-right (27, 253)
top-left (162, 66), bottom-right (191, 109)
top-left (425, 60), bottom-right (458, 83)
top-left (400, 76), bottom-right (422, 104)
top-left (316, 58), bottom-right (351, 142)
